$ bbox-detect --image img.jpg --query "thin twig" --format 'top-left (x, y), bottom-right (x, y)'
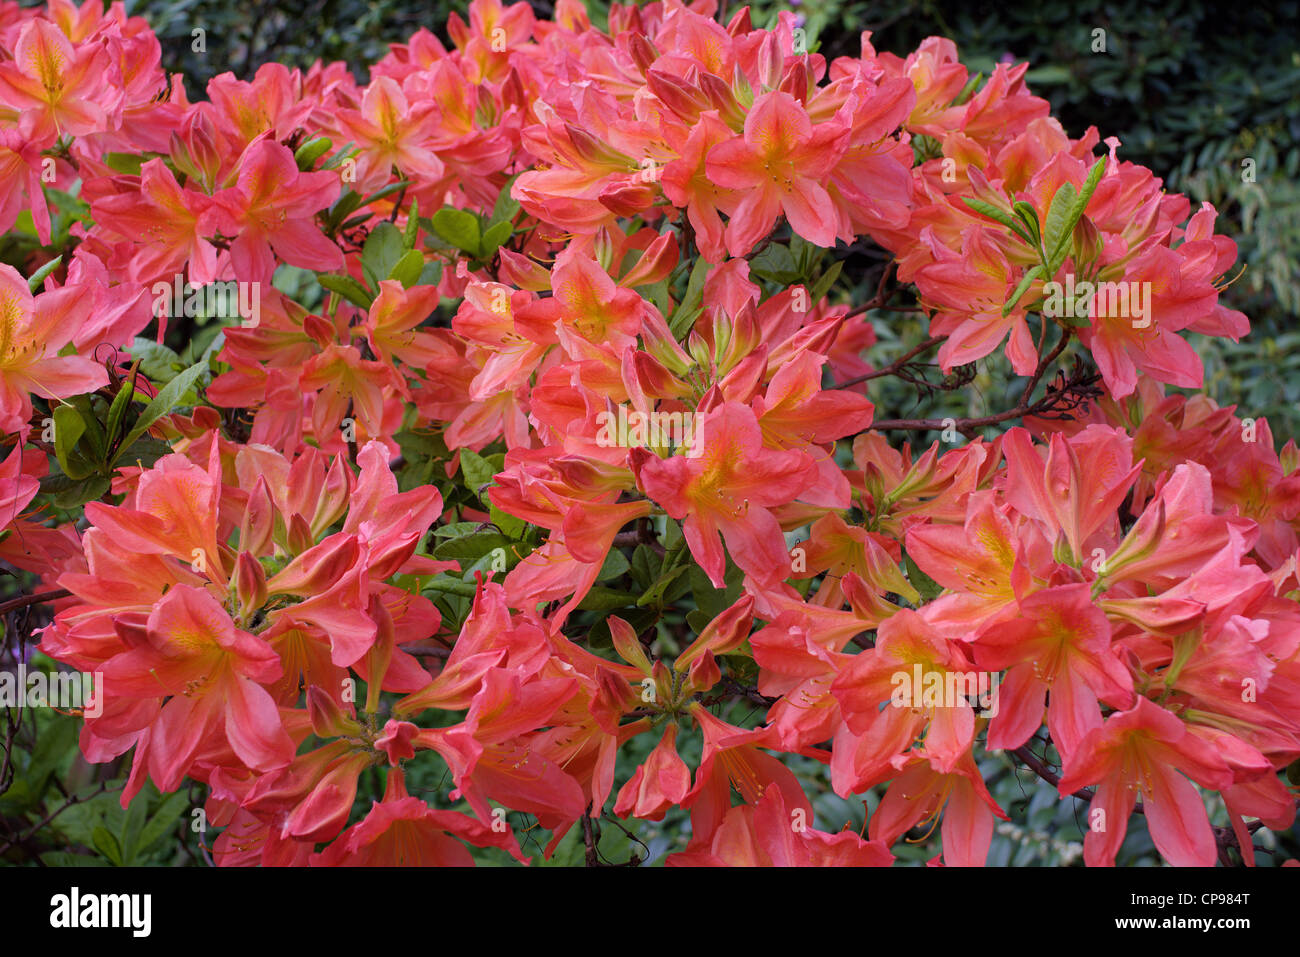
top-left (0, 590), bottom-right (69, 616)
top-left (833, 336), bottom-right (946, 390)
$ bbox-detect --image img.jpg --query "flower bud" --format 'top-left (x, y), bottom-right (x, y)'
top-left (268, 534), bottom-right (361, 597)
top-left (629, 32), bottom-right (657, 74)
top-left (609, 615), bottom-right (652, 675)
top-left (676, 594), bottom-right (755, 671)
top-left (619, 231), bottom-right (679, 288)
top-left (307, 685), bottom-right (362, 739)
top-left (286, 512), bottom-right (315, 556)
top-left (234, 549), bottom-right (268, 622)
top-left (239, 477), bottom-right (275, 558)
top-left (497, 249), bottom-right (552, 291)
top-left (312, 453), bottom-right (353, 537)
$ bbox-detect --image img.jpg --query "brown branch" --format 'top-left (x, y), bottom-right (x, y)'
top-left (871, 406), bottom-right (1037, 434)
top-left (1011, 745), bottom-right (1104, 807)
top-left (871, 353), bottom-right (1099, 436)
top-left (1215, 823), bottom-right (1254, 866)
top-left (0, 590), bottom-right (70, 616)
top-left (581, 807), bottom-right (600, 867)
top-left (0, 781), bottom-right (111, 856)
top-left (388, 182), bottom-right (409, 224)
top-left (833, 336), bottom-right (946, 390)
top-left (407, 646), bottom-right (450, 660)
top-left (611, 527), bottom-right (664, 555)
top-left (845, 260), bottom-right (898, 319)
top-left (1019, 327), bottom-right (1073, 407)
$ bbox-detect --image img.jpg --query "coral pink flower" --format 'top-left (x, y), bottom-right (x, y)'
top-left (707, 91), bottom-right (848, 255)
top-left (208, 138), bottom-right (343, 283)
top-left (636, 402), bottom-right (817, 587)
top-left (0, 264), bottom-right (108, 435)
top-left (1057, 697), bottom-right (1233, 867)
top-left (0, 18), bottom-right (116, 140)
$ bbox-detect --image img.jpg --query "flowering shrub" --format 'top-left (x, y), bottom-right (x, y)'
top-left (1, 0), bottom-right (1297, 867)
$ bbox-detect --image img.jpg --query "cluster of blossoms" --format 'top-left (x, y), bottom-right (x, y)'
top-left (1, 0), bottom-right (1296, 866)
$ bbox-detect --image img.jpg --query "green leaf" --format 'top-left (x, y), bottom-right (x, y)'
top-left (431, 207), bottom-right (481, 254)
top-left (319, 142), bottom-right (357, 172)
top-left (689, 564), bottom-right (726, 620)
top-left (325, 189), bottom-right (364, 233)
top-left (14, 714), bottom-right (77, 810)
top-left (42, 472), bottom-right (111, 509)
top-left (478, 220), bottom-right (512, 259)
top-left (27, 256), bottom-right (63, 292)
top-left (52, 403), bottom-right (89, 479)
top-left (904, 553), bottom-right (943, 603)
top-left (630, 544), bottom-right (662, 591)
top-left (416, 261), bottom-right (444, 287)
top-left (1077, 156), bottom-right (1107, 215)
top-left (790, 234), bottom-right (816, 276)
top-left (577, 585), bottom-right (642, 612)
top-left (128, 338), bottom-right (185, 383)
top-left (115, 435), bottom-right (172, 470)
top-left (40, 852), bottom-right (109, 867)
top-left (961, 197), bottom-right (1017, 230)
top-left (637, 562), bottom-right (690, 608)
top-left (199, 330), bottom-right (226, 366)
top-left (433, 521), bottom-right (487, 539)
top-left (748, 243), bottom-right (800, 284)
top-left (1046, 156), bottom-right (1108, 274)
top-left (1002, 263), bottom-right (1044, 317)
top-left (1023, 65), bottom-right (1071, 85)
top-left (489, 177), bottom-right (521, 226)
top-left (463, 546), bottom-right (518, 577)
top-left (115, 361), bottom-right (207, 459)
top-left (134, 791), bottom-right (188, 861)
top-left (105, 362), bottom-right (141, 451)
top-left (102, 152), bottom-right (145, 175)
top-left (120, 791), bottom-right (148, 864)
top-left (433, 531), bottom-right (514, 563)
top-left (596, 817), bottom-right (639, 864)
top-left (459, 449), bottom-right (502, 501)
top-left (809, 259), bottom-right (844, 304)
top-left (537, 823), bottom-right (585, 867)
top-left (670, 256), bottom-right (711, 339)
top-left (356, 180), bottom-right (411, 209)
top-left (596, 548), bottom-right (631, 581)
top-left (294, 136), bottom-right (333, 170)
top-left (1012, 201), bottom-right (1042, 246)
top-left (318, 273), bottom-right (374, 309)
top-left (92, 825), bottom-right (123, 866)
top-left (403, 198), bottom-right (420, 249)
top-left (361, 221), bottom-right (405, 288)
top-left (953, 71), bottom-right (984, 106)
top-left (961, 197), bottom-right (1034, 245)
top-left (339, 212), bottom-right (374, 234)
top-left (642, 278), bottom-right (671, 318)
top-left (418, 217), bottom-right (458, 253)
top-left (1042, 182), bottom-right (1078, 273)
top-left (388, 248), bottom-right (426, 288)
top-left (488, 503), bottom-right (527, 539)
top-left (686, 607), bottom-right (714, 635)
top-left (422, 575), bottom-right (481, 598)
top-left (67, 394), bottom-right (106, 462)
top-left (41, 785), bottom-right (118, 849)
